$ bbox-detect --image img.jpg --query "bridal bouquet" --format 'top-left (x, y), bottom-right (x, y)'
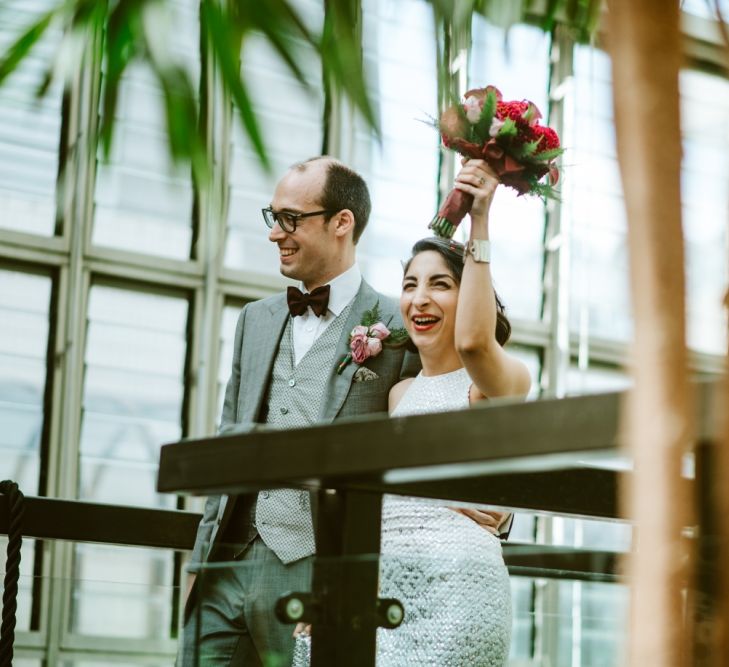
top-left (429, 85), bottom-right (564, 239)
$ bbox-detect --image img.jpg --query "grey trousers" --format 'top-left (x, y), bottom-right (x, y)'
top-left (179, 537), bottom-right (312, 667)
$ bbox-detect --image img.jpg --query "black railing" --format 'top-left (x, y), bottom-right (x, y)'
top-left (155, 382), bottom-right (718, 667)
top-left (0, 495), bottom-right (622, 582)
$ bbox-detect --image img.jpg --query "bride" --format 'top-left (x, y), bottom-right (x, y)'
top-left (293, 159), bottom-right (531, 666)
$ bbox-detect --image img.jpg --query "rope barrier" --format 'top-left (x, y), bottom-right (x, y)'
top-left (0, 480), bottom-right (25, 667)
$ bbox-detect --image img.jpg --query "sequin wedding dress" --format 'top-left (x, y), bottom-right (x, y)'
top-left (291, 368), bottom-right (512, 667)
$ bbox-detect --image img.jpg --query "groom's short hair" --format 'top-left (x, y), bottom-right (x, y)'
top-left (294, 156), bottom-right (371, 244)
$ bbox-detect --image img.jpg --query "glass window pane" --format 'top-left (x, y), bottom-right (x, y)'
top-left (0, 269), bottom-right (50, 491)
top-left (354, 0), bottom-right (439, 296)
top-left (0, 268), bottom-right (51, 633)
top-left (680, 0), bottom-right (729, 18)
top-left (71, 286), bottom-right (188, 640)
top-left (567, 361), bottom-right (630, 396)
top-left (0, 1), bottom-right (63, 236)
top-left (225, 0), bottom-right (325, 274)
top-left (509, 577), bottom-right (536, 661)
top-left (60, 662), bottom-right (170, 667)
top-left (569, 50), bottom-right (729, 355)
top-left (557, 580), bottom-right (628, 666)
top-left (467, 20), bottom-right (552, 321)
top-left (91, 0), bottom-right (199, 259)
top-left (508, 345), bottom-right (542, 400)
top-left (70, 543), bottom-right (175, 640)
top-left (681, 69), bottom-right (729, 355)
top-left (78, 286), bottom-right (188, 507)
top-left (216, 302), bottom-right (246, 426)
top-left (568, 46), bottom-right (632, 343)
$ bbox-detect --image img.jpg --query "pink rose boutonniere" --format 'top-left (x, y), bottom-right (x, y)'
top-left (336, 303), bottom-right (409, 374)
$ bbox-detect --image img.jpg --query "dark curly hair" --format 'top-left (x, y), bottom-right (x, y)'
top-left (403, 236), bottom-right (512, 346)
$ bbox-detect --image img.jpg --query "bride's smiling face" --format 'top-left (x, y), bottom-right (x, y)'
top-left (400, 250), bottom-right (459, 350)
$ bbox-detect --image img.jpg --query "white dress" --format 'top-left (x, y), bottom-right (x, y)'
top-left (292, 368), bottom-right (512, 667)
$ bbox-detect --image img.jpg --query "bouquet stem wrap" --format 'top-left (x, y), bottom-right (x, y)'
top-left (429, 190), bottom-right (474, 239)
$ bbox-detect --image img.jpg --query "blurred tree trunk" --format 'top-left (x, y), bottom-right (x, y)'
top-left (606, 1), bottom-right (692, 665)
top-left (718, 289), bottom-right (729, 665)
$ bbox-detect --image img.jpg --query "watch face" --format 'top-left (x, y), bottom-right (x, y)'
top-left (469, 240), bottom-right (490, 262)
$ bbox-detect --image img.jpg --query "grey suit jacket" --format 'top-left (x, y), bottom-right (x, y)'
top-left (190, 279), bottom-right (418, 564)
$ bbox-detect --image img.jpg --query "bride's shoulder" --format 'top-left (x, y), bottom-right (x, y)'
top-left (388, 377), bottom-right (416, 413)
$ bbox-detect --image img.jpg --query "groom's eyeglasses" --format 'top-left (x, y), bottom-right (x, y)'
top-left (262, 207), bottom-right (336, 233)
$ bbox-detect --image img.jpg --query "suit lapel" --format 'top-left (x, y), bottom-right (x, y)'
top-left (237, 295), bottom-right (289, 424)
top-left (318, 281), bottom-right (390, 422)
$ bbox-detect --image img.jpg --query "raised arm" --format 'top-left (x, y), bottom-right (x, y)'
top-left (453, 160), bottom-right (531, 401)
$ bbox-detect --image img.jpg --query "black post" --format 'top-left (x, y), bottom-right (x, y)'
top-left (309, 489), bottom-right (383, 667)
top-left (692, 440), bottom-right (717, 666)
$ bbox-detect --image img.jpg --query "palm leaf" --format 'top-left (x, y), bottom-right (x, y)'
top-left (0, 7), bottom-right (59, 85)
top-left (202, 0), bottom-right (270, 170)
top-left (321, 0), bottom-right (378, 134)
top-left (240, 0), bottom-right (313, 88)
top-left (99, 0), bottom-right (147, 157)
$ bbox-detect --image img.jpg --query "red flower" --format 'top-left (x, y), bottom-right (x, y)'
top-left (532, 125), bottom-right (560, 152)
top-left (496, 100), bottom-right (531, 125)
top-left (429, 85), bottom-right (564, 236)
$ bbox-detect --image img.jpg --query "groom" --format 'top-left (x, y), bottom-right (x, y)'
top-left (180, 156), bottom-right (417, 666)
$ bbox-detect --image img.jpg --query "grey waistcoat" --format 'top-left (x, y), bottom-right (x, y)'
top-left (254, 306), bottom-right (351, 563)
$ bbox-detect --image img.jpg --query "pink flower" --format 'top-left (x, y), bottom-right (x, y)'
top-left (522, 101), bottom-right (542, 126)
top-left (464, 96), bottom-right (482, 124)
top-left (350, 333), bottom-right (370, 364)
top-left (367, 337), bottom-right (382, 356)
top-left (369, 322), bottom-right (390, 340)
top-left (489, 117), bottom-right (505, 137)
top-left (351, 325), bottom-right (368, 337)
top-left (440, 106), bottom-right (470, 141)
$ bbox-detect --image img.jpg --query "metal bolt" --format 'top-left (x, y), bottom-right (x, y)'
top-left (386, 603), bottom-right (403, 626)
top-left (286, 597), bottom-right (305, 621)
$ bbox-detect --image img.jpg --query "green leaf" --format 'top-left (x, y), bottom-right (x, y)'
top-left (202, 0), bottom-right (270, 171)
top-left (515, 138), bottom-right (541, 158)
top-left (383, 327), bottom-right (410, 348)
top-left (473, 88), bottom-right (498, 142)
top-left (99, 0), bottom-right (147, 158)
top-left (321, 0), bottom-right (379, 136)
top-left (526, 146), bottom-right (564, 162)
top-left (241, 0), bottom-right (313, 88)
top-left (0, 7), bottom-right (59, 86)
top-left (540, 0), bottom-right (561, 33)
top-left (361, 301), bottom-right (382, 327)
top-left (497, 117), bottom-right (517, 138)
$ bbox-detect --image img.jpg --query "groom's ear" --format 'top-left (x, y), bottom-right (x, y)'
top-left (332, 209), bottom-right (355, 239)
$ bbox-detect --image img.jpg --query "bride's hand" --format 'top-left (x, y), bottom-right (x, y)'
top-left (451, 507), bottom-right (505, 536)
top-left (454, 159), bottom-right (499, 222)
top-left (293, 622), bottom-right (311, 638)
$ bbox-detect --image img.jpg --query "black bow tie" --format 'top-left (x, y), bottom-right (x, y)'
top-left (287, 285), bottom-right (331, 317)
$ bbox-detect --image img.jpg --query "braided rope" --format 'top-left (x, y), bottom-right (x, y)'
top-left (0, 480), bottom-right (24, 667)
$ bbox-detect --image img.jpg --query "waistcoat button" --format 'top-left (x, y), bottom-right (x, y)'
top-left (288, 379), bottom-right (296, 387)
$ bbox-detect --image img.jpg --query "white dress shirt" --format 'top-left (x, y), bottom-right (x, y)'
top-left (292, 264), bottom-right (362, 365)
